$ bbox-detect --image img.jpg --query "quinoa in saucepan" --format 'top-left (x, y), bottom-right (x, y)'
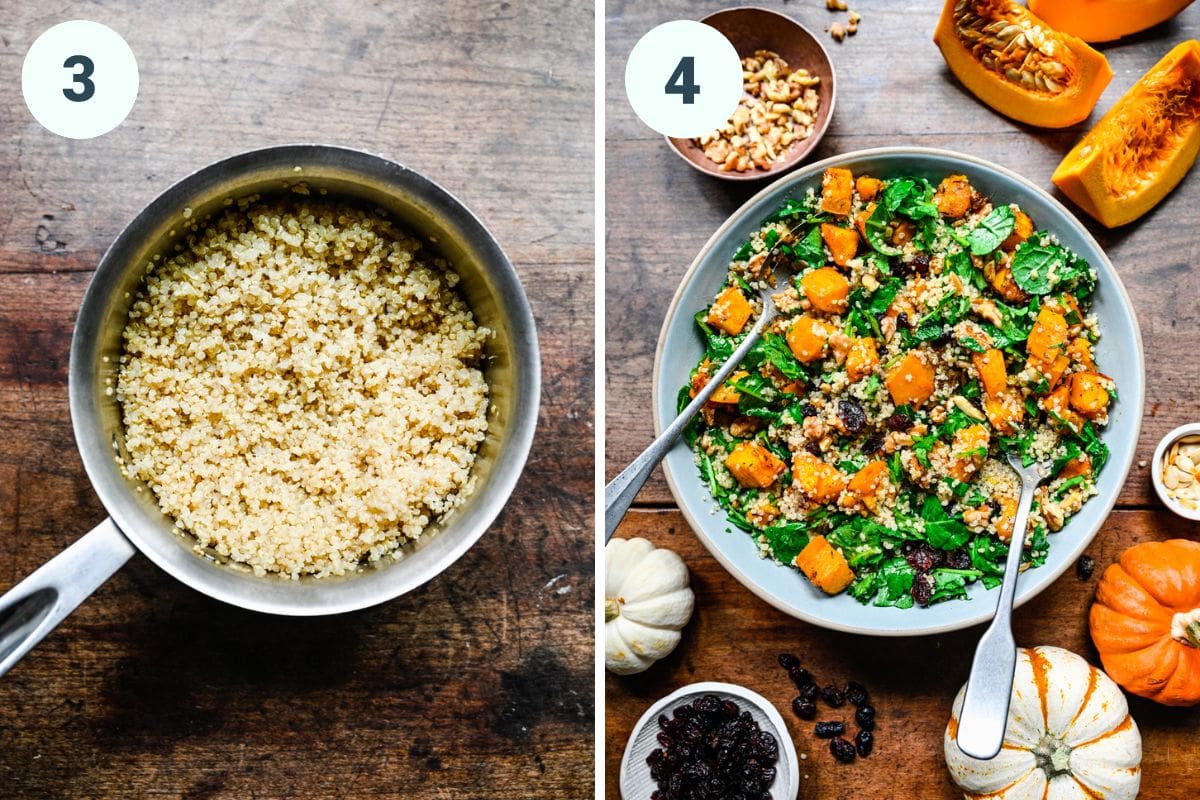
top-left (116, 195), bottom-right (490, 578)
top-left (682, 168), bottom-right (1114, 607)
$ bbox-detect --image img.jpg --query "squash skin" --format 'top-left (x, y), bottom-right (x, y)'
top-left (1029, 0), bottom-right (1195, 43)
top-left (1090, 539), bottom-right (1200, 706)
top-left (933, 0), bottom-right (1112, 129)
top-left (1053, 40), bottom-right (1200, 228)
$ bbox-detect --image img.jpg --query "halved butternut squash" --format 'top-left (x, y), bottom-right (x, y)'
top-left (933, 0), bottom-right (1112, 129)
top-left (1029, 0), bottom-right (1195, 43)
top-left (1053, 40), bottom-right (1200, 227)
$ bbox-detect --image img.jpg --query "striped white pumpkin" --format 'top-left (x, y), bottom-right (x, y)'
top-left (604, 537), bottom-right (694, 675)
top-left (945, 646), bottom-right (1141, 800)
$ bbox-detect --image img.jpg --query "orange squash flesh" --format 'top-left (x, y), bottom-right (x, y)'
top-left (933, 0), bottom-right (1112, 129)
top-left (1029, 0), bottom-right (1195, 43)
top-left (1053, 40), bottom-right (1200, 228)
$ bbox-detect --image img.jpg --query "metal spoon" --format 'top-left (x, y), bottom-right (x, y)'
top-left (955, 452), bottom-right (1049, 760)
top-left (604, 254), bottom-right (796, 542)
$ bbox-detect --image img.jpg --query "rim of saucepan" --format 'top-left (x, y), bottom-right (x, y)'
top-left (651, 145), bottom-right (1145, 637)
top-left (69, 144), bottom-right (540, 616)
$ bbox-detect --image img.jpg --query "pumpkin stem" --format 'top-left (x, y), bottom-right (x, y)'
top-left (1171, 608), bottom-right (1200, 649)
top-left (1033, 734), bottom-right (1073, 779)
top-left (604, 598), bottom-right (621, 623)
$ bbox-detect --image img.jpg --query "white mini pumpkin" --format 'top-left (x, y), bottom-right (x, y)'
top-left (945, 645), bottom-right (1142, 800)
top-left (605, 537), bottom-right (695, 675)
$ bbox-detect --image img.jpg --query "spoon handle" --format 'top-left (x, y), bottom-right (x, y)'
top-left (604, 308), bottom-right (775, 542)
top-left (955, 469), bottom-right (1041, 760)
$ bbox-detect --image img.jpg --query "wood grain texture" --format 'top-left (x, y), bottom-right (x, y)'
top-left (0, 2), bottom-right (593, 798)
top-left (606, 1), bottom-right (1200, 797)
top-left (604, 0), bottom-right (1200, 507)
top-left (606, 510), bottom-right (1200, 799)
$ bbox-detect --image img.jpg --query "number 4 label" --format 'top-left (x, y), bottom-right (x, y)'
top-left (624, 20), bottom-right (742, 138)
top-left (665, 57), bottom-right (700, 105)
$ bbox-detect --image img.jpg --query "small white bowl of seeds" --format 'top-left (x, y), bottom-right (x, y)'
top-left (1152, 423), bottom-right (1200, 520)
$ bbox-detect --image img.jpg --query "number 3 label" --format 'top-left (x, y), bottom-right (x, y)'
top-left (22, 20), bottom-right (138, 139)
top-left (625, 20), bottom-right (742, 139)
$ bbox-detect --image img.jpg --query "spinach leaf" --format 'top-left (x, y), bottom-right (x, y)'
top-left (872, 558), bottom-right (916, 608)
top-left (863, 202), bottom-right (902, 256)
top-left (967, 206), bottom-right (1015, 256)
top-left (762, 521), bottom-right (810, 564)
top-left (946, 251), bottom-right (986, 291)
top-left (1010, 237), bottom-right (1093, 297)
top-left (884, 178), bottom-right (939, 220)
top-left (929, 568), bottom-right (983, 604)
top-left (828, 520), bottom-right (889, 570)
top-left (793, 226), bottom-right (824, 269)
top-left (921, 496), bottom-right (971, 551)
top-left (969, 535), bottom-right (1007, 588)
top-left (733, 241), bottom-right (754, 261)
top-left (694, 309), bottom-right (735, 362)
top-left (746, 332), bottom-right (808, 382)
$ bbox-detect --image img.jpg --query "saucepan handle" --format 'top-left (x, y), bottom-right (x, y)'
top-left (0, 518), bottom-right (136, 678)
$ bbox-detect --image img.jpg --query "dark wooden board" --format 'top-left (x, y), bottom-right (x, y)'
top-left (605, 1), bottom-right (1200, 797)
top-left (606, 510), bottom-right (1200, 799)
top-left (0, 2), bottom-right (594, 798)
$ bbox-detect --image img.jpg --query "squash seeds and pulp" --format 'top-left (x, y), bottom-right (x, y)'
top-left (680, 168), bottom-right (1115, 608)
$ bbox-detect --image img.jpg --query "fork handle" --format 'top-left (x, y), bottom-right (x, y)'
top-left (955, 474), bottom-right (1040, 760)
top-left (604, 308), bottom-right (775, 543)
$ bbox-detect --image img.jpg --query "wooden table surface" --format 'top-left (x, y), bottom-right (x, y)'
top-left (0, 3), bottom-right (593, 798)
top-left (605, 2), bottom-right (1200, 797)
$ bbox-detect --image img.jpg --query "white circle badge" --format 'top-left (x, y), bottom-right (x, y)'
top-left (624, 20), bottom-right (743, 139)
top-left (22, 20), bottom-right (139, 140)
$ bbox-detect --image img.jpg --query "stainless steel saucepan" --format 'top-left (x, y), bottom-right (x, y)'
top-left (0, 145), bottom-right (540, 677)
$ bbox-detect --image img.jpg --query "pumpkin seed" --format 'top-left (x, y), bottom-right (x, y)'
top-left (953, 0), bottom-right (1076, 96)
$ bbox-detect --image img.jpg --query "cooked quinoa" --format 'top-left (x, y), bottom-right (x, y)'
top-left (116, 197), bottom-right (490, 578)
top-left (682, 168), bottom-right (1113, 608)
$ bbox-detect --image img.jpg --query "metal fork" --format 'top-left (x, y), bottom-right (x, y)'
top-left (955, 452), bottom-right (1050, 760)
top-left (604, 258), bottom-right (797, 543)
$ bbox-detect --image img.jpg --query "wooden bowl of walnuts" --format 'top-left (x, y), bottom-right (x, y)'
top-left (667, 7), bottom-right (837, 181)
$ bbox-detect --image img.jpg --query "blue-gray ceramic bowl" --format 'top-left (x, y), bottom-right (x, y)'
top-left (652, 147), bottom-right (1144, 636)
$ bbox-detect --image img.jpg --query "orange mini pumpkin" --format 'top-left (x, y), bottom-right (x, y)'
top-left (1090, 539), bottom-right (1200, 706)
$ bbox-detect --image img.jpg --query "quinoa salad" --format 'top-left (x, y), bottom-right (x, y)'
top-left (681, 168), bottom-right (1114, 608)
top-left (116, 195), bottom-right (490, 578)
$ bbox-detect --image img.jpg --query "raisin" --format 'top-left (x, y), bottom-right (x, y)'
top-left (830, 737), bottom-right (857, 763)
top-left (855, 704), bottom-right (876, 730)
top-left (792, 697), bottom-right (817, 720)
top-left (838, 400), bottom-right (866, 434)
top-left (861, 433), bottom-right (884, 455)
top-left (855, 728), bottom-right (874, 757)
top-left (814, 721), bottom-right (845, 738)
top-left (843, 681), bottom-right (869, 707)
top-left (946, 549), bottom-right (971, 570)
top-left (805, 441), bottom-right (822, 458)
top-left (910, 252), bottom-right (931, 273)
top-left (885, 412), bottom-right (912, 431)
top-left (911, 573), bottom-right (934, 606)
top-left (821, 684), bottom-right (845, 707)
top-left (1076, 555), bottom-right (1095, 581)
top-left (801, 403), bottom-right (818, 419)
top-left (896, 311), bottom-right (911, 329)
top-left (799, 682), bottom-right (819, 702)
top-left (777, 653), bottom-right (800, 670)
top-left (905, 543), bottom-right (944, 574)
top-left (788, 665), bottom-right (813, 687)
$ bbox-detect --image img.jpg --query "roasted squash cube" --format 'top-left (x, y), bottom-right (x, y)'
top-left (1066, 337), bottom-right (1095, 370)
top-left (843, 460), bottom-right (889, 513)
top-left (949, 424), bottom-right (991, 483)
top-left (706, 286), bottom-right (753, 335)
top-left (984, 390), bottom-right (1024, 436)
top-left (1027, 307), bottom-right (1068, 363)
top-left (983, 259), bottom-right (1028, 303)
top-left (821, 223), bottom-right (860, 267)
top-left (934, 174), bottom-right (972, 218)
top-left (801, 267), bottom-right (850, 314)
top-left (709, 370), bottom-right (748, 404)
top-left (1068, 371), bottom-right (1112, 418)
top-left (820, 167), bottom-right (854, 216)
top-left (1059, 454), bottom-right (1092, 480)
top-left (885, 351), bottom-right (936, 407)
top-left (855, 175), bottom-right (883, 201)
top-left (845, 337), bottom-right (880, 383)
top-left (995, 495), bottom-right (1019, 542)
top-left (725, 441), bottom-right (787, 489)
top-left (1043, 384), bottom-right (1084, 432)
top-left (791, 452), bottom-right (847, 506)
top-left (786, 315), bottom-right (832, 363)
top-left (972, 348), bottom-right (1008, 398)
top-left (793, 535), bottom-right (855, 594)
top-left (1001, 210), bottom-right (1034, 251)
